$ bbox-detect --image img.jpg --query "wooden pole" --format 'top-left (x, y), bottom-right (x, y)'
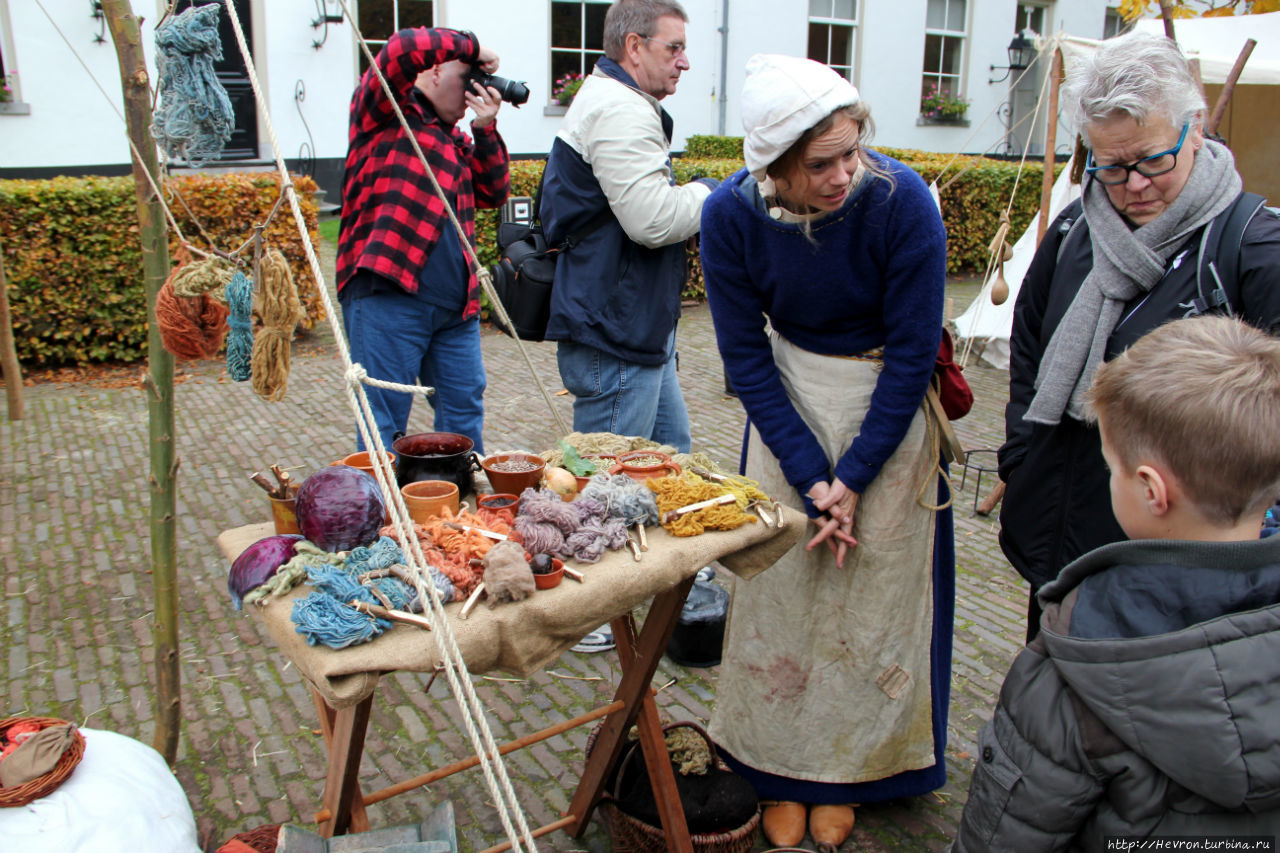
top-left (102, 0), bottom-right (181, 765)
top-left (1207, 39), bottom-right (1257, 138)
top-left (1158, 0), bottom-right (1178, 41)
top-left (1036, 47), bottom-right (1064, 246)
top-left (0, 235), bottom-right (23, 420)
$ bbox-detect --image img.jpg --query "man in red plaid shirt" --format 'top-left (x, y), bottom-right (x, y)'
top-left (337, 27), bottom-right (509, 456)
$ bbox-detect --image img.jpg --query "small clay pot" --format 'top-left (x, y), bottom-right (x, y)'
top-left (339, 450), bottom-right (397, 480)
top-left (532, 558), bottom-right (564, 590)
top-left (574, 454), bottom-right (617, 492)
top-left (611, 450), bottom-right (681, 482)
top-left (481, 452), bottom-right (546, 495)
top-left (269, 494), bottom-right (301, 535)
top-left (400, 479), bottom-right (459, 525)
top-left (477, 492), bottom-right (521, 516)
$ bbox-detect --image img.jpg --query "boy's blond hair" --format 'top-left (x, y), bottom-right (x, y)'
top-left (1088, 315), bottom-right (1280, 525)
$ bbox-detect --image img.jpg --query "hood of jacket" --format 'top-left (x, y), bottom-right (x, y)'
top-left (1037, 535), bottom-right (1280, 812)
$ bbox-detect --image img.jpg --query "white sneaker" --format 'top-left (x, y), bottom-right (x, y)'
top-left (572, 625), bottom-right (615, 653)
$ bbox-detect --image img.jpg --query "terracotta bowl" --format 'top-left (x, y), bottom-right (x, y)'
top-left (532, 558), bottom-right (564, 590)
top-left (481, 452), bottom-right (546, 495)
top-left (610, 450), bottom-right (681, 482)
top-left (476, 492), bottom-right (521, 516)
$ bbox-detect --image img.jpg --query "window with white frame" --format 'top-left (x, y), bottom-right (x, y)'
top-left (1103, 7), bottom-right (1131, 39)
top-left (0, 0), bottom-right (16, 105)
top-left (922, 0), bottom-right (967, 100)
top-left (357, 0), bottom-right (435, 73)
top-left (808, 0), bottom-right (857, 82)
top-left (550, 1), bottom-right (608, 101)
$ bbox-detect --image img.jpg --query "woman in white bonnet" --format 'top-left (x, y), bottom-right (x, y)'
top-left (700, 54), bottom-right (954, 850)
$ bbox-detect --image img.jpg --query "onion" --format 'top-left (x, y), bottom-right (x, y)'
top-left (543, 465), bottom-right (578, 501)
top-left (228, 534), bottom-right (304, 610)
top-left (294, 465), bottom-right (387, 553)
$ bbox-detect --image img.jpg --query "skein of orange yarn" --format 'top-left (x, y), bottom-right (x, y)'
top-left (155, 252), bottom-right (230, 361)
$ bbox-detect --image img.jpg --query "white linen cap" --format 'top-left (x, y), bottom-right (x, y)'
top-left (741, 54), bottom-right (861, 182)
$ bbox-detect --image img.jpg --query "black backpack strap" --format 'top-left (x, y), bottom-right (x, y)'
top-left (1054, 198), bottom-right (1087, 267)
top-left (532, 165), bottom-right (614, 254)
top-left (1190, 191), bottom-right (1267, 318)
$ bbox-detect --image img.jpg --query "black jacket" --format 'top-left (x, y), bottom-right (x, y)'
top-left (998, 201), bottom-right (1280, 590)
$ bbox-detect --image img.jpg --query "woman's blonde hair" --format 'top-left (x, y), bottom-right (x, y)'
top-left (1088, 316), bottom-right (1280, 525)
top-left (765, 103), bottom-right (895, 229)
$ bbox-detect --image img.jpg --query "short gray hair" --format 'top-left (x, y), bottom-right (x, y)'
top-left (1063, 31), bottom-right (1206, 142)
top-left (603, 0), bottom-right (688, 62)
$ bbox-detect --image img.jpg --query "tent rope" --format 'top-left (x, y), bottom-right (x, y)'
top-left (219, 0), bottom-right (539, 847)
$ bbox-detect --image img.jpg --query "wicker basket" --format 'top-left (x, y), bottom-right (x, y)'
top-left (0, 716), bottom-right (86, 807)
top-left (586, 720), bottom-right (759, 853)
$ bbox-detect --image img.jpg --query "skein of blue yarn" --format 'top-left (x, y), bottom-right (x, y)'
top-left (152, 4), bottom-right (235, 167)
top-left (225, 271), bottom-right (253, 381)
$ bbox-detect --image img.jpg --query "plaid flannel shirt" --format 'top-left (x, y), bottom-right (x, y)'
top-left (337, 28), bottom-right (510, 318)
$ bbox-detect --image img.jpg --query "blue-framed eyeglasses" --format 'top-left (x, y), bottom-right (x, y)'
top-left (643, 36), bottom-right (687, 58)
top-left (1085, 123), bottom-right (1189, 185)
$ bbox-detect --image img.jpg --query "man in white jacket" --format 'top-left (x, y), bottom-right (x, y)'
top-left (540, 0), bottom-right (715, 654)
top-left (540, 0), bottom-right (715, 456)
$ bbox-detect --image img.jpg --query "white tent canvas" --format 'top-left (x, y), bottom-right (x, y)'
top-left (954, 13), bottom-right (1280, 368)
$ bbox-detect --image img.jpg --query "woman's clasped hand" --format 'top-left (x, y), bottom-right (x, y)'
top-left (806, 479), bottom-right (858, 566)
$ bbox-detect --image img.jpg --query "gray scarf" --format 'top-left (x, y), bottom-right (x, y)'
top-left (1024, 138), bottom-right (1242, 425)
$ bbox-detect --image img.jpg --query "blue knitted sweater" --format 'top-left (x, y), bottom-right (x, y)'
top-left (699, 157), bottom-right (946, 505)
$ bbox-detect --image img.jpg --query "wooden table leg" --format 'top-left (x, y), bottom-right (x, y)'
top-left (567, 576), bottom-right (695, 853)
top-left (311, 689), bottom-right (373, 837)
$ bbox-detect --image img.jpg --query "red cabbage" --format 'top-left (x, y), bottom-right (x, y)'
top-left (228, 533), bottom-right (304, 610)
top-left (294, 465), bottom-right (387, 553)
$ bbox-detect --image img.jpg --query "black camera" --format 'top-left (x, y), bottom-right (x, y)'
top-left (467, 67), bottom-right (530, 107)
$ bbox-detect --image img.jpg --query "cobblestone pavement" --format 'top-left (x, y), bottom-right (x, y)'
top-left (0, 254), bottom-right (1025, 851)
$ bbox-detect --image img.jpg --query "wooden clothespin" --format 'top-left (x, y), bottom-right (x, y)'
top-left (634, 523), bottom-right (648, 551)
top-left (444, 521), bottom-right (508, 541)
top-left (459, 583), bottom-right (486, 620)
top-left (347, 600), bottom-right (432, 631)
top-left (660, 493), bottom-right (737, 525)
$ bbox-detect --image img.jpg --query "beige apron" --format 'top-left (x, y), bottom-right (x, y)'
top-left (709, 331), bottom-right (939, 784)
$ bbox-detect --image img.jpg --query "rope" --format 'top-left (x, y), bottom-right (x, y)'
top-left (151, 4), bottom-right (235, 166)
top-left (224, 270), bottom-right (253, 381)
top-left (336, 1), bottom-right (568, 439)
top-left (957, 52), bottom-right (1059, 370)
top-left (250, 248), bottom-right (304, 401)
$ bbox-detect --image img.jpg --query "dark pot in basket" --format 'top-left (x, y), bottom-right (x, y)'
top-left (392, 431), bottom-right (481, 499)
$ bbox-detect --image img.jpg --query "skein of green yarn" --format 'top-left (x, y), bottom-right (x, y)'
top-left (224, 271), bottom-right (253, 381)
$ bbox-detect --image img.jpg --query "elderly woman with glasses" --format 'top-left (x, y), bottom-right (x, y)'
top-left (998, 31), bottom-right (1280, 640)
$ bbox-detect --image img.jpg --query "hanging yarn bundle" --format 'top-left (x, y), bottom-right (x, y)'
top-left (649, 475), bottom-right (756, 537)
top-left (224, 271), bottom-right (254, 381)
top-left (151, 4), bottom-right (235, 167)
top-left (251, 248), bottom-right (304, 401)
top-left (171, 255), bottom-right (236, 301)
top-left (155, 252), bottom-right (230, 361)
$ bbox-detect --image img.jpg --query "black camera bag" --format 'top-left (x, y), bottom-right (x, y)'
top-left (489, 178), bottom-right (612, 342)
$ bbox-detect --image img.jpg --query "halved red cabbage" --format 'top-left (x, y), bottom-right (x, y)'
top-left (294, 465), bottom-right (386, 553)
top-left (228, 533), bottom-right (304, 610)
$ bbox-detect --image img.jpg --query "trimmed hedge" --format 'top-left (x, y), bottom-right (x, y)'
top-left (0, 173), bottom-right (321, 367)
top-left (475, 148), bottom-right (1061, 311)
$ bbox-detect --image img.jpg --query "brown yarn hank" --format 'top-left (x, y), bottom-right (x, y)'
top-left (250, 248), bottom-right (304, 401)
top-left (156, 258), bottom-right (230, 362)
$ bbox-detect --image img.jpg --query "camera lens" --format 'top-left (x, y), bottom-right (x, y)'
top-left (469, 69), bottom-right (530, 107)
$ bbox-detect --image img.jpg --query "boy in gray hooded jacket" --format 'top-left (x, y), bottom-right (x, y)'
top-left (951, 315), bottom-right (1280, 851)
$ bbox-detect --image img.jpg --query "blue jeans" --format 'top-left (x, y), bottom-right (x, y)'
top-left (556, 338), bottom-right (691, 452)
top-left (342, 290), bottom-right (486, 455)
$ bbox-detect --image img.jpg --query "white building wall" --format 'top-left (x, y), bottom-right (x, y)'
top-left (0, 0), bottom-right (1114, 177)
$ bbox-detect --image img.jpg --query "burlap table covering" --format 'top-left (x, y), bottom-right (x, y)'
top-left (216, 510), bottom-right (804, 709)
